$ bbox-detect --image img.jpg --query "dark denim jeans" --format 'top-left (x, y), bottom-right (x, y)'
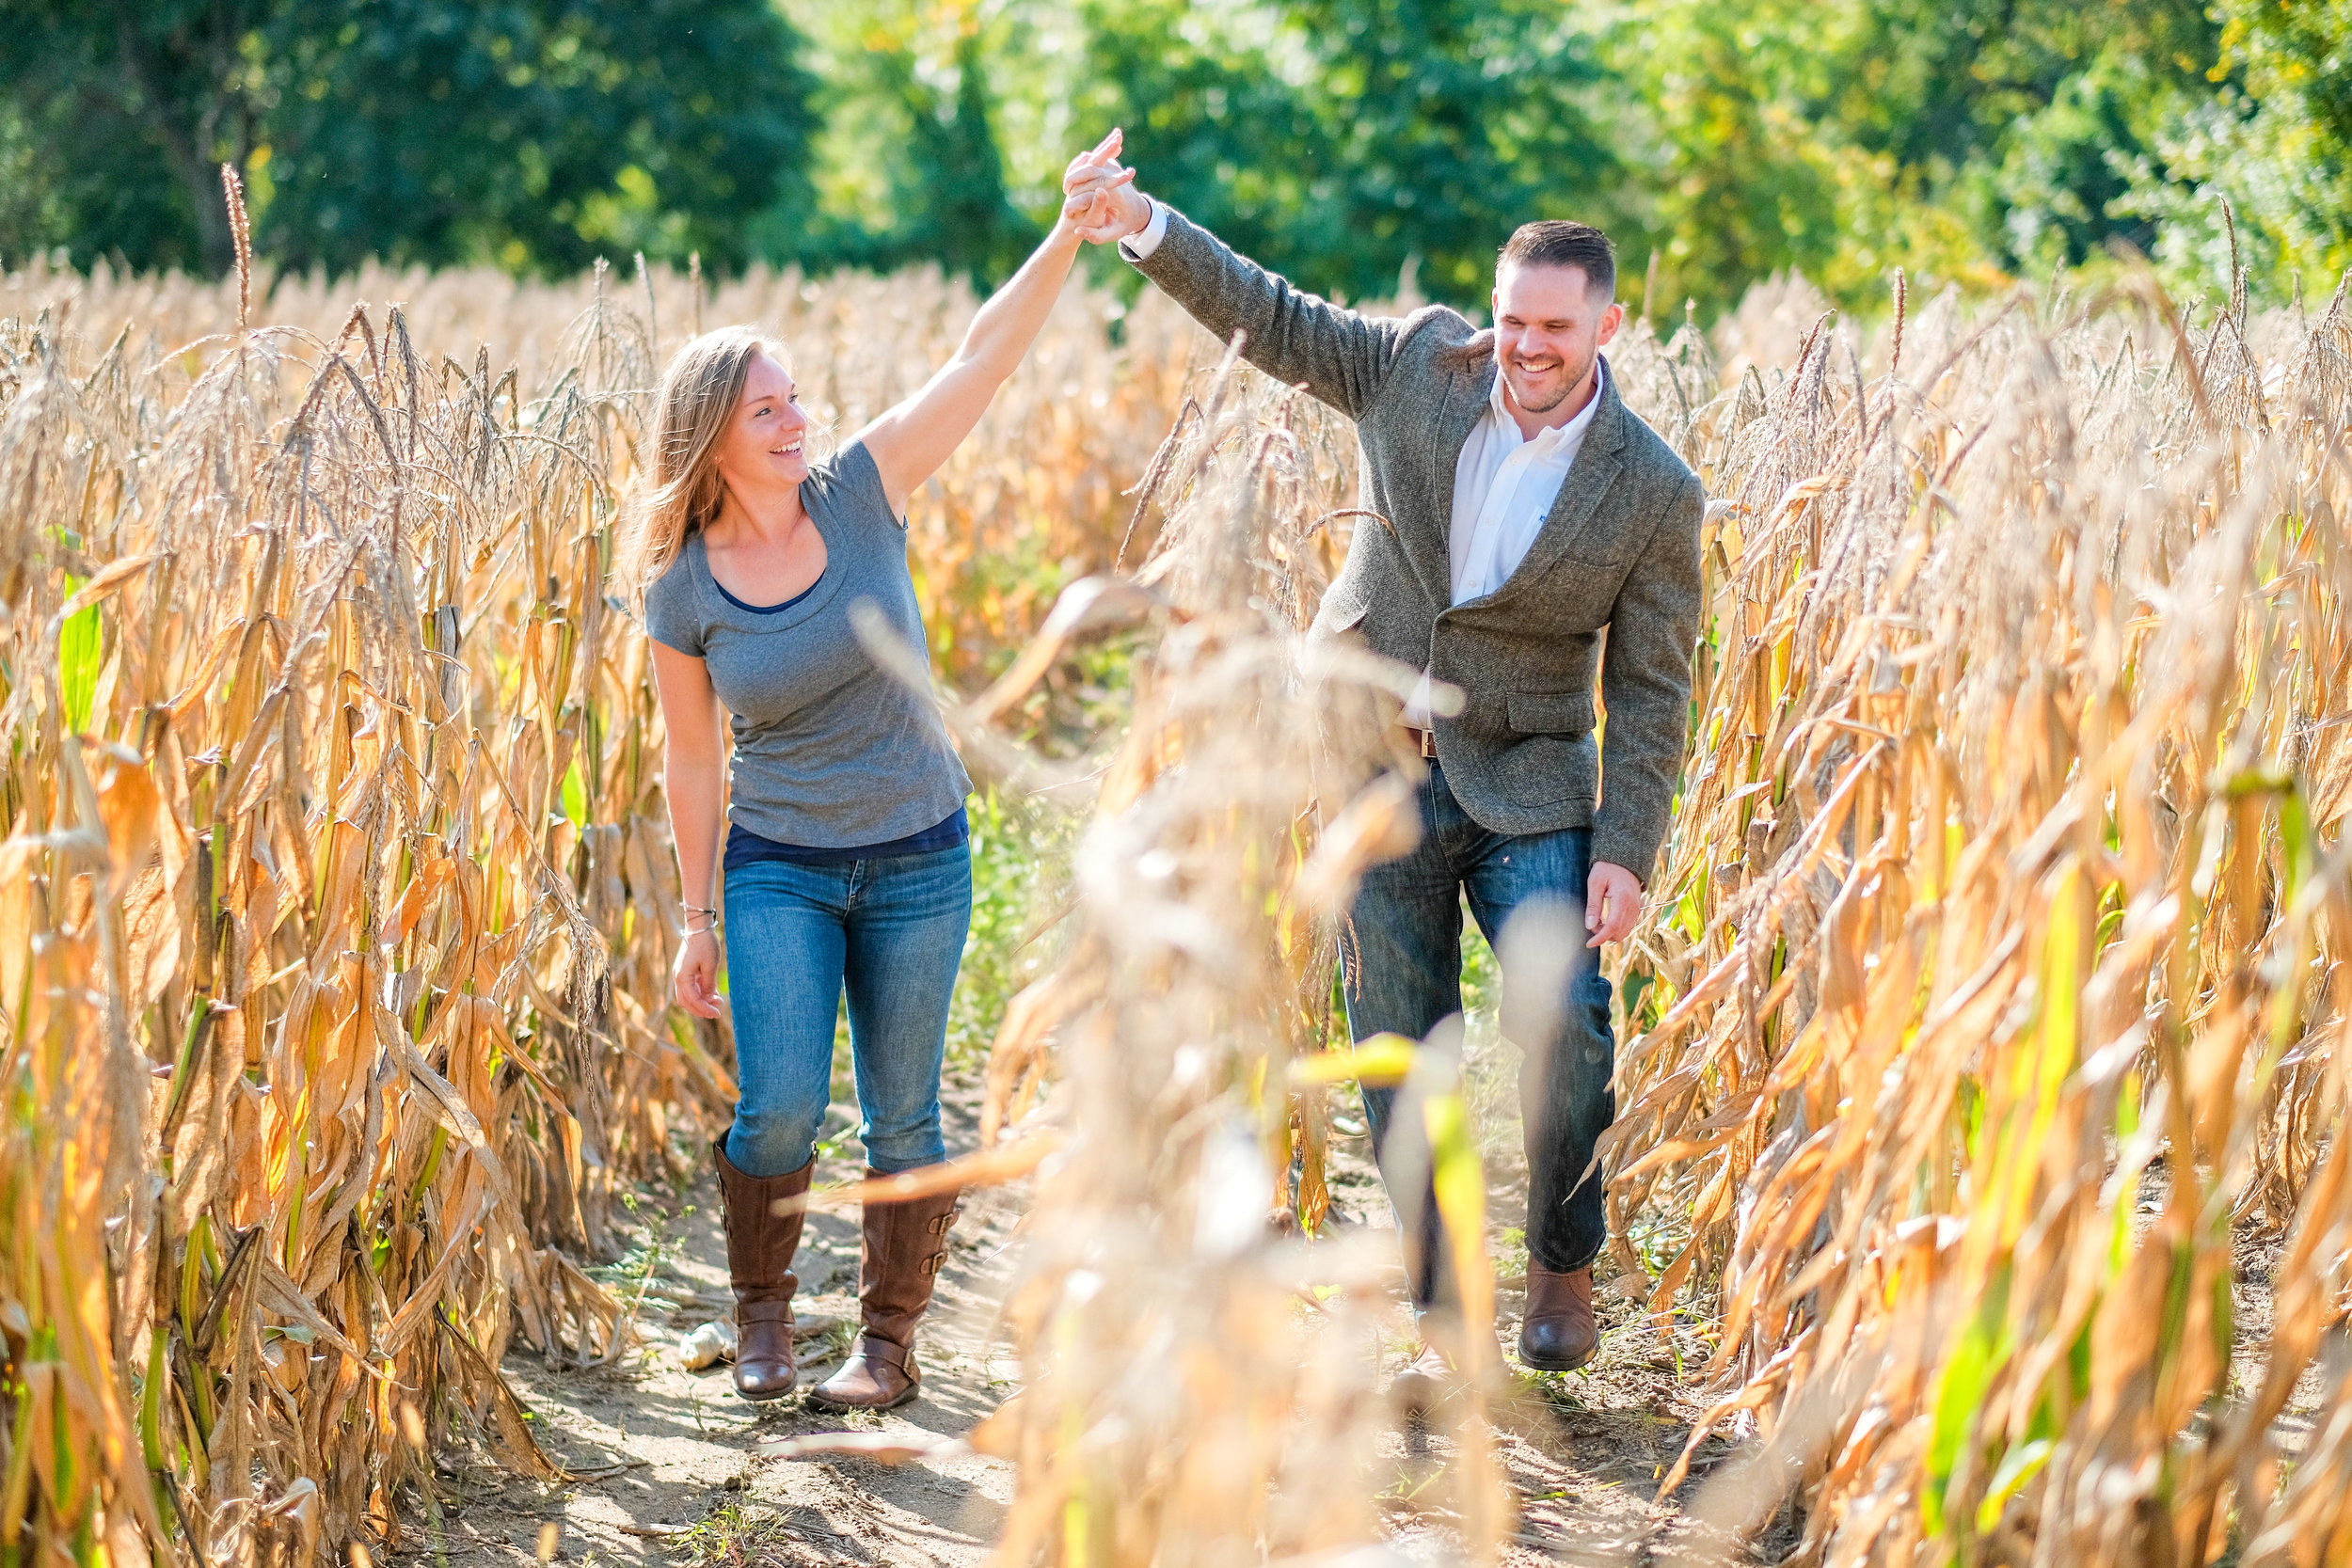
top-left (721, 845), bottom-right (972, 1178)
top-left (1340, 762), bottom-right (1615, 1308)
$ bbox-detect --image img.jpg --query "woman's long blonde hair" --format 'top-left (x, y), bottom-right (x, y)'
top-left (613, 325), bottom-right (785, 606)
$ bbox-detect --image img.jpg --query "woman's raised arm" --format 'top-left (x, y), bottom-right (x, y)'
top-left (857, 131), bottom-right (1135, 515)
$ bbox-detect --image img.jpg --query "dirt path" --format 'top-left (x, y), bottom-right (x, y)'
top-left (407, 1076), bottom-right (1023, 1568)
top-left (409, 1065), bottom-right (1761, 1568)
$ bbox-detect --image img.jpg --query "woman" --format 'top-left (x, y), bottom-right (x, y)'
top-left (618, 134), bottom-right (1135, 1410)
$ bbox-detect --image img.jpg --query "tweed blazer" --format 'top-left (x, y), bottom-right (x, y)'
top-left (1130, 206), bottom-right (1706, 882)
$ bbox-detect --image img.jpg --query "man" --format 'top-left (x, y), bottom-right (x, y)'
top-left (1074, 166), bottom-right (1704, 1375)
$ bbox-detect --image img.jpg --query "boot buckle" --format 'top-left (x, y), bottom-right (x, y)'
top-left (919, 1250), bottom-right (947, 1275)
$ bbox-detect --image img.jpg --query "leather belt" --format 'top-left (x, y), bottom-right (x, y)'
top-left (1400, 725), bottom-right (1438, 760)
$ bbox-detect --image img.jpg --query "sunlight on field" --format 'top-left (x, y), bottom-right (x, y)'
top-left (3, 244), bottom-right (2350, 1566)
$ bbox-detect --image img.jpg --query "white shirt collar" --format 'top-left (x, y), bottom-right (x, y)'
top-left (1487, 354), bottom-right (1610, 453)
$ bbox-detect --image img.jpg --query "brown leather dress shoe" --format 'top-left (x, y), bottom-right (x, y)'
top-left (806, 1174), bottom-right (961, 1413)
top-left (1518, 1265), bottom-right (1597, 1372)
top-left (713, 1136), bottom-right (813, 1401)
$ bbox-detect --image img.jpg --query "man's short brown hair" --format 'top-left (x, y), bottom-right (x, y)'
top-left (1499, 221), bottom-right (1616, 298)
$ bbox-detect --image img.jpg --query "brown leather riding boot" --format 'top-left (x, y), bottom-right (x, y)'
top-left (805, 1174), bottom-right (961, 1412)
top-left (1518, 1264), bottom-right (1597, 1372)
top-left (713, 1136), bottom-right (813, 1401)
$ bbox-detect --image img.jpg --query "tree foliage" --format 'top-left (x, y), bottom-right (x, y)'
top-left (1059, 0), bottom-right (1628, 306)
top-left (2198, 0), bottom-right (2352, 287)
top-left (3, 0), bottom-right (2344, 316)
top-left (0, 0), bottom-right (817, 277)
top-left (1615, 0), bottom-right (2234, 313)
top-left (813, 25), bottom-right (1041, 287)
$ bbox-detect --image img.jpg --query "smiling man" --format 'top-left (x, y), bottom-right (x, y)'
top-left (1075, 180), bottom-right (1705, 1383)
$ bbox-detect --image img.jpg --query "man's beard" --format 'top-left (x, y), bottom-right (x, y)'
top-left (1505, 350), bottom-right (1593, 415)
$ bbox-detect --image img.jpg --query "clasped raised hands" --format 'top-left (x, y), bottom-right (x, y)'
top-left (1059, 128), bottom-right (1152, 245)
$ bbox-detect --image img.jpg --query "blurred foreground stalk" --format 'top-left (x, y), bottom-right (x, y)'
top-left (961, 351), bottom-right (1516, 1562)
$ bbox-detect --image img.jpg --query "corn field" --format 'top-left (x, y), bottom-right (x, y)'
top-left (1590, 268), bottom-right (2352, 1564)
top-left (0, 228), bottom-right (1192, 1568)
top-left (6, 203), bottom-right (2352, 1568)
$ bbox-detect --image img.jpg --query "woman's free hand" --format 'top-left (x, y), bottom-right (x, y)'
top-left (674, 926), bottom-right (724, 1019)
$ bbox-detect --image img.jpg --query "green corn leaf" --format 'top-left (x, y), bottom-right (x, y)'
top-left (1975, 1437), bottom-right (2053, 1535)
top-left (1926, 1264), bottom-right (2011, 1536)
top-left (58, 578), bottom-right (101, 734)
top-left (1424, 1087), bottom-right (1493, 1338)
top-left (1291, 1034), bottom-right (1420, 1087)
top-left (139, 1328), bottom-right (167, 1473)
top-left (561, 756), bottom-right (588, 826)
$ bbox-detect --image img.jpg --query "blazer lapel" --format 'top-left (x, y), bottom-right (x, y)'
top-left (1414, 358), bottom-right (1492, 598)
top-left (1484, 378), bottom-right (1629, 606)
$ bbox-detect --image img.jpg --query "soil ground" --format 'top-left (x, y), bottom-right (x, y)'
top-left (397, 1061), bottom-right (1777, 1568)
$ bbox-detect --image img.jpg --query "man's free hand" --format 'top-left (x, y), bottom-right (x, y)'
top-left (1063, 131), bottom-right (1152, 245)
top-left (1585, 861), bottom-right (1642, 948)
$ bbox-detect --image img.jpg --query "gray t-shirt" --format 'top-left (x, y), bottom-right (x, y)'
top-left (644, 442), bottom-right (972, 847)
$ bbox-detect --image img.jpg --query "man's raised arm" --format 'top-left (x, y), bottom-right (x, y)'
top-left (1078, 170), bottom-right (1404, 420)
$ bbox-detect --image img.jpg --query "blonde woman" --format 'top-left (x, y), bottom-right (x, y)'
top-left (616, 135), bottom-right (1134, 1410)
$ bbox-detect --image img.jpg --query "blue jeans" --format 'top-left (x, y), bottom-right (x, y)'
top-left (720, 846), bottom-right (973, 1178)
top-left (1339, 763), bottom-right (1615, 1307)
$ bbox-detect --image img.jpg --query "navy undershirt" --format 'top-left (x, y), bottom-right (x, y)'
top-left (708, 569), bottom-right (972, 869)
top-left (709, 573), bottom-right (821, 616)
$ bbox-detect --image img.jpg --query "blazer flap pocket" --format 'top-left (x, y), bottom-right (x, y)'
top-left (1318, 582), bottom-right (1371, 633)
top-left (1506, 689), bottom-right (1595, 735)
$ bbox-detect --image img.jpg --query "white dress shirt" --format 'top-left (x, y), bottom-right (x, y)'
top-left (1122, 199), bottom-right (1606, 728)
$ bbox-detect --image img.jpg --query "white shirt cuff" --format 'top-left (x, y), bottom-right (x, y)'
top-left (1118, 199), bottom-right (1170, 262)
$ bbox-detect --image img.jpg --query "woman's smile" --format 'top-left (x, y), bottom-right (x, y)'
top-left (720, 352), bottom-right (813, 491)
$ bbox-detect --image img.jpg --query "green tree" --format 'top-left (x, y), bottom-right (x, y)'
top-left (0, 0), bottom-right (819, 277)
top-left (1073, 0), bottom-right (1629, 311)
top-left (2154, 0), bottom-right (2352, 296)
top-left (1820, 0), bottom-right (2217, 278)
top-left (834, 28), bottom-right (1041, 287)
top-left (1611, 0), bottom-right (2233, 313)
top-left (261, 0), bottom-right (818, 275)
top-left (1067, 0), bottom-right (1312, 282)
top-left (0, 1), bottom-right (272, 273)
top-left (1280, 0), bottom-right (1630, 305)
top-left (1618, 2), bottom-right (1843, 317)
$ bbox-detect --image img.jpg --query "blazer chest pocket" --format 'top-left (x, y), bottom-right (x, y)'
top-left (1554, 513), bottom-right (1655, 611)
top-left (1507, 689), bottom-right (1595, 735)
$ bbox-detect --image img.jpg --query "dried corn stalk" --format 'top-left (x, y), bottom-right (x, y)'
top-left (1604, 274), bottom-right (2352, 1562)
top-left (0, 248), bottom-right (1201, 1567)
